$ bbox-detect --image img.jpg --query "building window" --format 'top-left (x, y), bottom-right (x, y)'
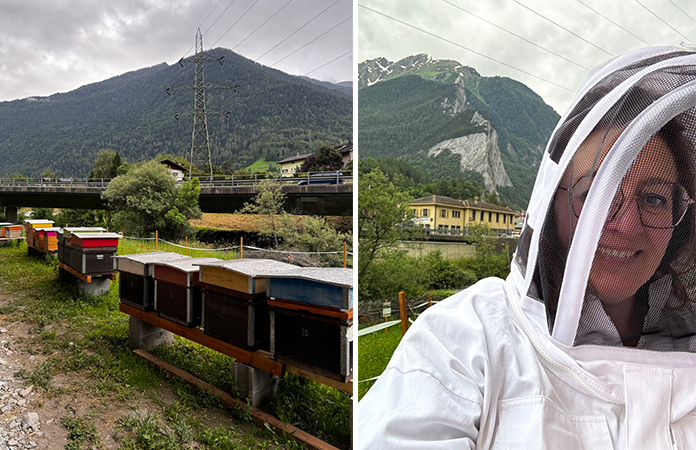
top-left (441, 209), bottom-right (447, 218)
top-left (412, 209), bottom-right (417, 216)
top-left (489, 212), bottom-right (492, 222)
top-left (453, 210), bottom-right (461, 219)
top-left (423, 209), bottom-right (429, 217)
top-left (496, 213), bottom-right (500, 223)
top-left (503, 215), bottom-right (507, 224)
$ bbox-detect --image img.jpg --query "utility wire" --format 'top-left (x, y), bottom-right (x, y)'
top-left (272, 15), bottom-right (352, 67)
top-left (229, 0), bottom-right (295, 50)
top-left (669, 0), bottom-right (696, 26)
top-left (255, 0), bottom-right (341, 62)
top-left (512, 0), bottom-right (613, 56)
top-left (203, 0), bottom-right (238, 36)
top-left (209, 0), bottom-right (261, 48)
top-left (358, 3), bottom-right (575, 92)
top-left (441, 0), bottom-right (589, 70)
top-left (635, 0), bottom-right (692, 43)
top-left (304, 49), bottom-right (352, 76)
top-left (576, 0), bottom-right (651, 46)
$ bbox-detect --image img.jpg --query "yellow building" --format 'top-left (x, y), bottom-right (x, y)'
top-left (278, 152), bottom-right (314, 177)
top-left (409, 195), bottom-right (516, 236)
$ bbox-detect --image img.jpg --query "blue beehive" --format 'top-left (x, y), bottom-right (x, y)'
top-left (266, 267), bottom-right (353, 312)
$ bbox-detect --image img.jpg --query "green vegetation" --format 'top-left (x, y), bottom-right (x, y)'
top-left (0, 241), bottom-right (349, 448)
top-left (0, 48), bottom-right (351, 178)
top-left (358, 327), bottom-right (404, 399)
top-left (101, 161), bottom-right (202, 240)
top-left (239, 180), bottom-right (352, 267)
top-left (299, 146), bottom-right (344, 173)
top-left (358, 60), bottom-right (559, 208)
top-left (245, 157), bottom-right (278, 173)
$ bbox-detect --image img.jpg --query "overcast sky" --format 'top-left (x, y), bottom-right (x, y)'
top-left (0, 0), bottom-right (353, 102)
top-left (358, 0), bottom-right (696, 114)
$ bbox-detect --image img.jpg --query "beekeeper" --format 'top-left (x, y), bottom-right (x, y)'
top-left (358, 45), bottom-right (696, 449)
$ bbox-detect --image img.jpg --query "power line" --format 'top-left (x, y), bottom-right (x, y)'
top-left (272, 15), bottom-right (352, 67)
top-left (512, 0), bottom-right (613, 56)
top-left (441, 0), bottom-right (590, 70)
top-left (635, 0), bottom-right (692, 43)
top-left (229, 0), bottom-right (295, 50)
top-left (203, 0), bottom-right (238, 36)
top-left (304, 50), bottom-right (352, 76)
top-left (255, 0), bottom-right (341, 62)
top-left (209, 0), bottom-right (261, 49)
top-left (669, 0), bottom-right (696, 26)
top-left (575, 0), bottom-right (651, 46)
top-left (358, 3), bottom-right (575, 92)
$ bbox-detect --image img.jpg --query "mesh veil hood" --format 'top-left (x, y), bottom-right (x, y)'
top-left (514, 45), bottom-right (696, 352)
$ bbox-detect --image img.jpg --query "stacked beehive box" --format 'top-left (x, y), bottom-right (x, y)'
top-left (196, 259), bottom-right (296, 350)
top-left (34, 227), bottom-right (61, 252)
top-left (0, 223), bottom-right (22, 239)
top-left (152, 257), bottom-right (219, 327)
top-left (59, 231), bottom-right (121, 277)
top-left (115, 253), bottom-right (191, 311)
top-left (266, 268), bottom-right (353, 382)
top-left (24, 220), bottom-right (55, 250)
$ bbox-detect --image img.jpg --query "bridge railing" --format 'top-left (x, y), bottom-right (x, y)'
top-left (0, 171), bottom-right (353, 189)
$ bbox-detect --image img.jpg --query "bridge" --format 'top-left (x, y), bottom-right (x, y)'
top-left (0, 177), bottom-right (353, 222)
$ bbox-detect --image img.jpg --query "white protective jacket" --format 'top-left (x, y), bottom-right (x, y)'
top-left (358, 46), bottom-right (696, 449)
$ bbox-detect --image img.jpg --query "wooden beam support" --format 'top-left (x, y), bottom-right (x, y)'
top-left (58, 261), bottom-right (91, 283)
top-left (286, 364), bottom-right (352, 394)
top-left (119, 303), bottom-right (284, 376)
top-left (133, 349), bottom-right (340, 450)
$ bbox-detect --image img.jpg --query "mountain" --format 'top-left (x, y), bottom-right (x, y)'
top-left (358, 54), bottom-right (559, 208)
top-left (0, 48), bottom-right (352, 177)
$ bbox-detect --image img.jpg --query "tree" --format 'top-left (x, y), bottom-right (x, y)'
top-left (101, 161), bottom-right (202, 240)
top-left (237, 180), bottom-right (287, 247)
top-left (89, 149), bottom-right (122, 179)
top-left (358, 169), bottom-right (415, 280)
top-left (300, 146), bottom-right (343, 172)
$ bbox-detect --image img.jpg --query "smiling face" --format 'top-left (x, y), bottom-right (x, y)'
top-left (554, 129), bottom-right (678, 306)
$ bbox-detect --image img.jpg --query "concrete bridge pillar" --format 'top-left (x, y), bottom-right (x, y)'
top-left (3, 206), bottom-right (17, 223)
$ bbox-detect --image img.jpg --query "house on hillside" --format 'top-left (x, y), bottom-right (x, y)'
top-left (335, 142), bottom-right (353, 167)
top-left (408, 195), bottom-right (516, 236)
top-left (159, 159), bottom-right (186, 182)
top-left (278, 152), bottom-right (314, 177)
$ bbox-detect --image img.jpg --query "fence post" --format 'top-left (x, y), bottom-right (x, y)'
top-left (185, 236), bottom-right (188, 255)
top-left (343, 241), bottom-right (347, 268)
top-left (428, 296), bottom-right (432, 308)
top-left (288, 251), bottom-right (292, 264)
top-left (155, 230), bottom-right (158, 252)
top-left (398, 291), bottom-right (408, 335)
top-left (240, 237), bottom-right (243, 259)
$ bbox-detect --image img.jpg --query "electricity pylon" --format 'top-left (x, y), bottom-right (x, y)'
top-left (167, 28), bottom-right (238, 180)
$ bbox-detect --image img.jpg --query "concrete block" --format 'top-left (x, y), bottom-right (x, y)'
top-left (3, 207), bottom-right (17, 224)
top-left (233, 362), bottom-right (278, 407)
top-left (128, 316), bottom-right (175, 350)
top-left (77, 277), bottom-right (111, 296)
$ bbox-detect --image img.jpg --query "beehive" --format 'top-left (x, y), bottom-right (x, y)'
top-left (266, 268), bottom-right (353, 311)
top-left (269, 300), bottom-right (353, 382)
top-left (24, 220), bottom-right (54, 249)
top-left (34, 227), bottom-right (60, 252)
top-left (60, 227), bottom-right (106, 242)
top-left (197, 259), bottom-right (296, 349)
top-left (152, 257), bottom-right (219, 327)
top-left (114, 253), bottom-right (191, 311)
top-left (0, 223), bottom-right (21, 239)
top-left (60, 232), bottom-right (121, 275)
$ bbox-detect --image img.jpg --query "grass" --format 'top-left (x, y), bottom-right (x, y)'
top-left (0, 240), bottom-right (350, 449)
top-left (117, 236), bottom-right (240, 260)
top-left (357, 324), bottom-right (404, 400)
top-left (246, 158), bottom-right (277, 173)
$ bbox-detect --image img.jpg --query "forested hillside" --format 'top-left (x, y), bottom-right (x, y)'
top-left (0, 48), bottom-right (352, 177)
top-left (358, 54), bottom-right (559, 208)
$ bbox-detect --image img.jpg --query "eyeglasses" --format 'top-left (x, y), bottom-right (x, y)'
top-left (558, 176), bottom-right (695, 229)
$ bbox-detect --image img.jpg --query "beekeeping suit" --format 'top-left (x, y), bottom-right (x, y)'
top-left (358, 46), bottom-right (696, 450)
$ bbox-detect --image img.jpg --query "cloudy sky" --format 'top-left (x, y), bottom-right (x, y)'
top-left (0, 0), bottom-right (353, 102)
top-left (358, 0), bottom-right (696, 113)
